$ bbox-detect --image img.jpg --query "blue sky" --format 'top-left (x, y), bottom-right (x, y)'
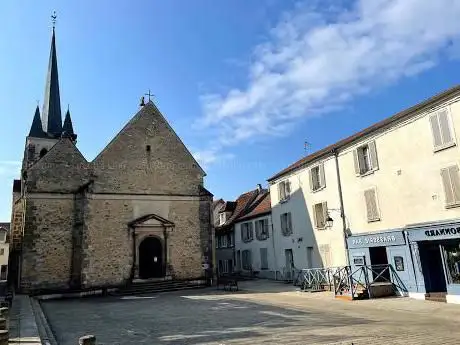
top-left (1, 0), bottom-right (460, 221)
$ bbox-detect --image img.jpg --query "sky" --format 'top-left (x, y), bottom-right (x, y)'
top-left (1, 0), bottom-right (460, 221)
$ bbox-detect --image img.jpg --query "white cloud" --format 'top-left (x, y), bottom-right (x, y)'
top-left (192, 149), bottom-right (235, 170)
top-left (196, 0), bottom-right (460, 159)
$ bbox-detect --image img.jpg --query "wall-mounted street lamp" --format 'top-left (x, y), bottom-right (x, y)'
top-left (325, 208), bottom-right (342, 229)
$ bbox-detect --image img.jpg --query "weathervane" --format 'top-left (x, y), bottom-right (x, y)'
top-left (51, 11), bottom-right (57, 29)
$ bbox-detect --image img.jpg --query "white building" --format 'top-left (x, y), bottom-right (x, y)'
top-left (267, 85), bottom-right (460, 302)
top-left (233, 192), bottom-right (275, 279)
top-left (0, 223), bottom-right (9, 280)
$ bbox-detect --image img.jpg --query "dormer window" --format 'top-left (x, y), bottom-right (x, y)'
top-left (219, 213), bottom-right (226, 225)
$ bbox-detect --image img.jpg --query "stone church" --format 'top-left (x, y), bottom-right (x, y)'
top-left (9, 26), bottom-right (213, 293)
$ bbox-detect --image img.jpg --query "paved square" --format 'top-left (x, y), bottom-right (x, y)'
top-left (41, 281), bottom-right (460, 345)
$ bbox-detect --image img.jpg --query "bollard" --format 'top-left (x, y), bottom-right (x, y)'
top-left (0, 329), bottom-right (8, 345)
top-left (79, 335), bottom-right (96, 345)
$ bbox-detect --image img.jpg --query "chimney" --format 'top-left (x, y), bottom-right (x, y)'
top-left (257, 184), bottom-right (262, 192)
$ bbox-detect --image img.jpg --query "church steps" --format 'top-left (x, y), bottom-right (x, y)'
top-left (111, 279), bottom-right (208, 296)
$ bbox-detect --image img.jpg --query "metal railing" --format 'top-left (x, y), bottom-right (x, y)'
top-left (296, 267), bottom-right (343, 292)
top-left (333, 264), bottom-right (408, 299)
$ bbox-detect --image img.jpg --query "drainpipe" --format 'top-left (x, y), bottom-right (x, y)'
top-left (332, 148), bottom-right (350, 266)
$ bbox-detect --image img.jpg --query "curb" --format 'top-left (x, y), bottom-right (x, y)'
top-left (30, 297), bottom-right (57, 345)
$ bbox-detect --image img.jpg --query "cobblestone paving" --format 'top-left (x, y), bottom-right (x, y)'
top-left (41, 281), bottom-right (460, 345)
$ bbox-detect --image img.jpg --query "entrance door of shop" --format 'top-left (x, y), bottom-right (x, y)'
top-left (418, 242), bottom-right (447, 293)
top-left (369, 246), bottom-right (390, 282)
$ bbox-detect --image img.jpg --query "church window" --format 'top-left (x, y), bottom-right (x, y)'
top-left (39, 148), bottom-right (48, 158)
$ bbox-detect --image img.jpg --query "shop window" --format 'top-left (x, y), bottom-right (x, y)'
top-left (394, 256), bottom-right (404, 271)
top-left (444, 243), bottom-right (460, 284)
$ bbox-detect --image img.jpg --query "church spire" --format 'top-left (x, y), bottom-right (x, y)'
top-left (41, 15), bottom-right (62, 137)
top-left (63, 107), bottom-right (77, 141)
top-left (28, 106), bottom-right (46, 137)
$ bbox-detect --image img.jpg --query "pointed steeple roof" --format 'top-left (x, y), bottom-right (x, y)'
top-left (28, 106), bottom-right (46, 137)
top-left (62, 107), bottom-right (77, 140)
top-left (41, 27), bottom-right (62, 137)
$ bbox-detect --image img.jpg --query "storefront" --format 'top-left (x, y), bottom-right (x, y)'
top-left (347, 230), bottom-right (416, 294)
top-left (405, 219), bottom-right (460, 303)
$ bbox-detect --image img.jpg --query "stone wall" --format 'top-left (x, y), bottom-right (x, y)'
top-left (81, 199), bottom-right (133, 288)
top-left (20, 198), bottom-right (73, 292)
top-left (26, 138), bottom-right (89, 193)
top-left (91, 103), bottom-right (204, 196)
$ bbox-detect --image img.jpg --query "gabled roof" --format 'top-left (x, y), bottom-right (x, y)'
top-left (268, 84), bottom-right (460, 182)
top-left (212, 199), bottom-right (224, 211)
top-left (215, 188), bottom-right (262, 232)
top-left (236, 191), bottom-right (271, 221)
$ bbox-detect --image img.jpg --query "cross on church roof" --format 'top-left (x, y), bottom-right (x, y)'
top-left (145, 89), bottom-right (155, 102)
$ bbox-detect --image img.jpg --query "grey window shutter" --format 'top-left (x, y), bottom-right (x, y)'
top-left (319, 163), bottom-right (326, 188)
top-left (278, 183), bottom-right (283, 201)
top-left (430, 113), bottom-right (443, 148)
top-left (312, 204), bottom-right (318, 228)
top-left (368, 141), bottom-right (379, 170)
top-left (286, 180), bottom-right (291, 195)
top-left (309, 169), bottom-right (314, 191)
top-left (353, 149), bottom-right (361, 175)
top-left (322, 202), bottom-right (328, 227)
top-left (241, 225), bottom-right (246, 242)
top-left (364, 189), bottom-right (379, 221)
top-left (449, 165), bottom-right (460, 204)
top-left (264, 219), bottom-right (269, 237)
top-left (249, 222), bottom-right (253, 239)
top-left (287, 212), bottom-right (292, 234)
top-left (438, 109), bottom-right (453, 145)
top-left (280, 214), bottom-right (286, 234)
top-left (442, 167), bottom-right (455, 205)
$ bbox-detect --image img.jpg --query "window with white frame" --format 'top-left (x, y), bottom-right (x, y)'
top-left (242, 250), bottom-right (252, 270)
top-left (280, 212), bottom-right (293, 236)
top-left (255, 218), bottom-right (269, 240)
top-left (364, 188), bottom-right (380, 222)
top-left (219, 213), bottom-right (226, 225)
top-left (309, 163), bottom-right (326, 192)
top-left (260, 248), bottom-right (268, 270)
top-left (313, 202), bottom-right (328, 229)
top-left (353, 141), bottom-right (378, 176)
top-left (278, 180), bottom-right (291, 202)
top-left (219, 259), bottom-right (232, 275)
top-left (441, 165), bottom-right (460, 208)
top-left (430, 108), bottom-right (455, 151)
top-left (241, 222), bottom-right (254, 242)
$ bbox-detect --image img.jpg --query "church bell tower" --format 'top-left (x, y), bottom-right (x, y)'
top-left (23, 14), bottom-right (77, 169)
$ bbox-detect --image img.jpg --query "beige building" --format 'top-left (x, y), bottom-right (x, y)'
top-left (268, 85), bottom-right (460, 302)
top-left (10, 26), bottom-right (212, 293)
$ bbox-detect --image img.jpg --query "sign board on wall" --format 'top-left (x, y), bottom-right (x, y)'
top-left (407, 222), bottom-right (460, 242)
top-left (347, 230), bottom-right (406, 249)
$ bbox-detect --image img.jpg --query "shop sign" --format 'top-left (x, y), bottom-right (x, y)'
top-left (348, 231), bottom-right (405, 249)
top-left (425, 227), bottom-right (460, 237)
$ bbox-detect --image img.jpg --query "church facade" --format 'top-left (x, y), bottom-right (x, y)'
top-left (9, 27), bottom-right (213, 293)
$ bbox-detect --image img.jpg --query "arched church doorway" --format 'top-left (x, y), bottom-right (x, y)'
top-left (138, 236), bottom-right (163, 279)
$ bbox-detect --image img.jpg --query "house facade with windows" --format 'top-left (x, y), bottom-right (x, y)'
top-left (234, 191), bottom-right (274, 279)
top-left (214, 185), bottom-right (266, 276)
top-left (268, 85), bottom-right (460, 303)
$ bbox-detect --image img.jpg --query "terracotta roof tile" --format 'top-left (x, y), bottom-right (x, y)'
top-left (215, 189), bottom-right (260, 232)
top-left (237, 192), bottom-right (271, 221)
top-left (268, 84), bottom-right (460, 182)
